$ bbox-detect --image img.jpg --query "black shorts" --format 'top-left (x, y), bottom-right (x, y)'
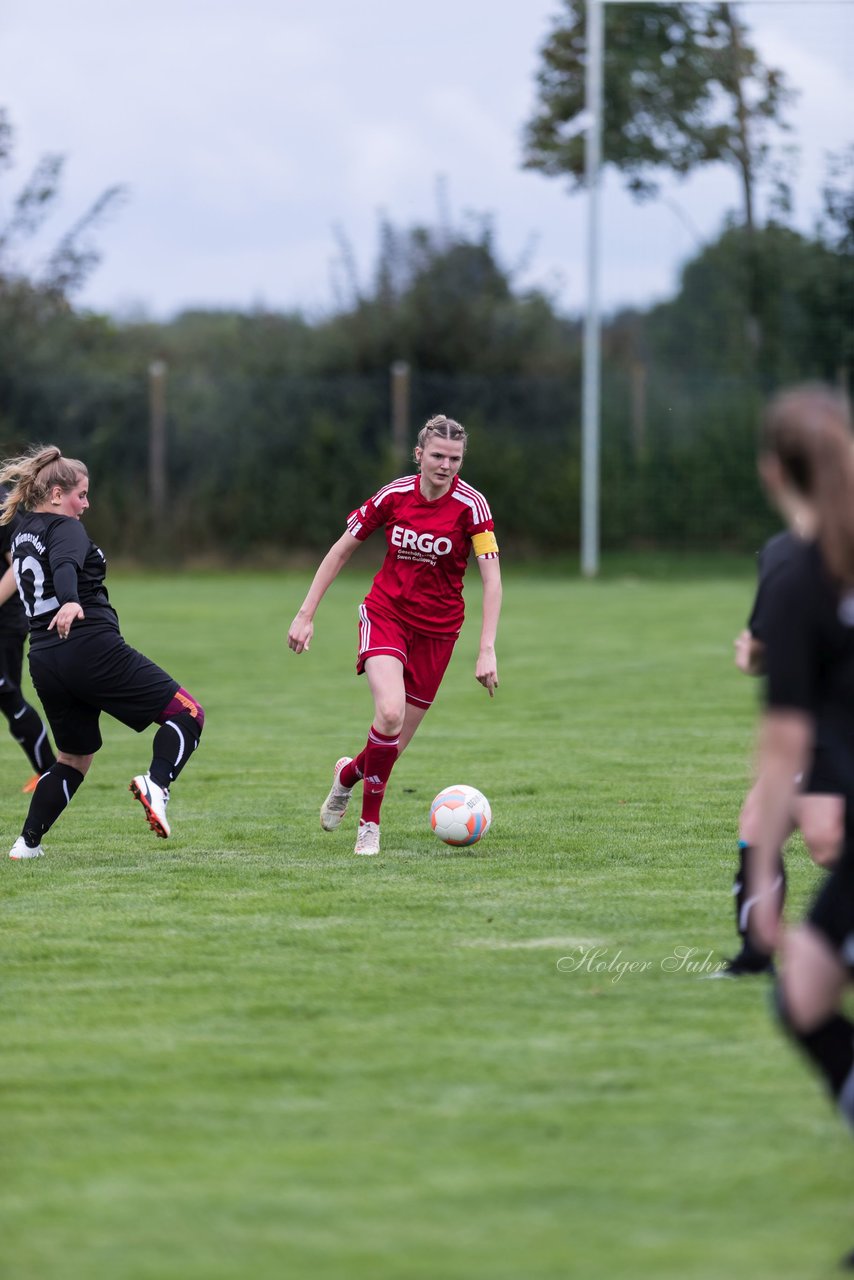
top-left (29, 625), bottom-right (179, 755)
top-left (807, 848), bottom-right (854, 969)
top-left (804, 745), bottom-right (846, 796)
top-left (0, 633), bottom-right (25, 693)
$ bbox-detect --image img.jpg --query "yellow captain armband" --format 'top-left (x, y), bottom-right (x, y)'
top-left (471, 530), bottom-right (499, 558)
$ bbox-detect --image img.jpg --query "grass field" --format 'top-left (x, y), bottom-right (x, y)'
top-left (2, 562), bottom-right (851, 1280)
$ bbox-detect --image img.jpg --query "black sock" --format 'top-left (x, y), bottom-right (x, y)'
top-left (149, 711), bottom-right (203, 789)
top-left (22, 762), bottom-right (85, 846)
top-left (733, 842), bottom-right (749, 936)
top-left (776, 988), bottom-right (854, 1121)
top-left (13, 703), bottom-right (55, 773)
top-left (0, 692), bottom-right (56, 774)
top-left (734, 842), bottom-right (785, 962)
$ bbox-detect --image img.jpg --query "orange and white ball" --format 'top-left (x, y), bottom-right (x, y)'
top-left (430, 784), bottom-right (492, 846)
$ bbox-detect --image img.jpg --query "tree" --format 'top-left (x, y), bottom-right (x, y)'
top-left (819, 145), bottom-right (854, 254)
top-left (0, 110), bottom-right (132, 528)
top-left (522, 2), bottom-right (793, 234)
top-left (808, 146), bottom-right (854, 384)
top-left (324, 213), bottom-right (578, 377)
top-left (0, 109), bottom-right (126, 299)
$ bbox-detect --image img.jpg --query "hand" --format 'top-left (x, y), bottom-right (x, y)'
top-left (734, 629), bottom-right (764, 676)
top-left (287, 612), bottom-right (314, 654)
top-left (475, 645), bottom-right (498, 698)
top-left (48, 601), bottom-right (84, 640)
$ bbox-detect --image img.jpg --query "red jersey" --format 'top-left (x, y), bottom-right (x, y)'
top-left (346, 474), bottom-right (499, 637)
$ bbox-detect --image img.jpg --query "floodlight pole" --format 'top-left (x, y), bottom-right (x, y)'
top-left (581, 0), bottom-right (604, 577)
top-left (579, 0), bottom-right (792, 576)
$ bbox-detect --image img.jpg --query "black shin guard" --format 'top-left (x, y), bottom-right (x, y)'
top-left (0, 691), bottom-right (55, 774)
top-left (733, 843), bottom-right (750, 940)
top-left (22, 762), bottom-right (85, 845)
top-left (13, 704), bottom-right (55, 773)
top-left (149, 710), bottom-right (203, 789)
top-left (734, 843), bottom-right (786, 965)
top-left (775, 984), bottom-right (854, 1123)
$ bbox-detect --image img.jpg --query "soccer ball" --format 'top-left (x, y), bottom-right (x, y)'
top-left (430, 784), bottom-right (492, 847)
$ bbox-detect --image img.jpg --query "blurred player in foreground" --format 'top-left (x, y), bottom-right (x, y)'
top-left (0, 445), bottom-right (205, 859)
top-left (721, 530), bottom-right (843, 977)
top-left (747, 384), bottom-right (854, 1269)
top-left (288, 414), bottom-right (501, 856)
top-left (0, 493), bottom-right (56, 790)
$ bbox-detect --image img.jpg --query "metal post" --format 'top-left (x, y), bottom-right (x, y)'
top-left (148, 360), bottom-right (167, 520)
top-left (577, 0), bottom-right (797, 574)
top-left (581, 0), bottom-right (604, 577)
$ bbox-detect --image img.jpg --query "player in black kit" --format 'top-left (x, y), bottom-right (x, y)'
top-left (720, 529), bottom-right (843, 976)
top-left (0, 445), bottom-right (205, 860)
top-left (0, 497), bottom-right (56, 789)
top-left (747, 385), bottom-right (854, 1269)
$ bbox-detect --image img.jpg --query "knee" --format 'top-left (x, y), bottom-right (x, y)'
top-left (373, 700), bottom-right (405, 736)
top-left (802, 819), bottom-right (843, 869)
top-left (774, 967), bottom-right (822, 1039)
top-left (57, 751), bottom-right (93, 777)
top-left (774, 973), bottom-right (812, 1037)
top-left (178, 689), bottom-right (205, 732)
top-left (161, 689), bottom-right (205, 733)
top-left (776, 927), bottom-right (843, 1034)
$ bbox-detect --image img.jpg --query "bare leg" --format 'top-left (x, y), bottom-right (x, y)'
top-left (776, 924), bottom-right (854, 1133)
top-left (398, 701), bottom-right (430, 755)
top-left (780, 924), bottom-right (847, 1031)
top-left (57, 750), bottom-right (94, 776)
top-left (794, 793), bottom-right (844, 869)
top-left (364, 655), bottom-right (407, 736)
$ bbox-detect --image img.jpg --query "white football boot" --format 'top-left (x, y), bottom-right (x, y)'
top-left (9, 836), bottom-right (44, 860)
top-left (129, 774), bottom-right (171, 838)
top-left (320, 757), bottom-right (354, 831)
top-left (354, 821), bottom-right (380, 856)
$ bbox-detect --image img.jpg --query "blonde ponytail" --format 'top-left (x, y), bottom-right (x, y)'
top-left (0, 445), bottom-right (88, 525)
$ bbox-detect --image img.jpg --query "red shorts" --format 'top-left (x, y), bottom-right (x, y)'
top-left (356, 601), bottom-right (458, 708)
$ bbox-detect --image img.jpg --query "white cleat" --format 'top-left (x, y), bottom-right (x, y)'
top-left (320, 756), bottom-right (354, 831)
top-left (9, 836), bottom-right (44, 860)
top-left (130, 773), bottom-right (171, 838)
top-left (354, 820), bottom-right (380, 857)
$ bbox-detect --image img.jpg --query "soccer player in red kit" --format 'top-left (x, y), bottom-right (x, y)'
top-left (287, 414), bottom-right (501, 856)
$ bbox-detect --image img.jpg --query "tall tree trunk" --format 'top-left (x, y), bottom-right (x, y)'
top-left (721, 3), bottom-right (761, 360)
top-left (721, 4), bottom-right (754, 235)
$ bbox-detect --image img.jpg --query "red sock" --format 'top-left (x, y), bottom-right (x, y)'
top-left (339, 752), bottom-right (365, 790)
top-left (359, 725), bottom-right (399, 825)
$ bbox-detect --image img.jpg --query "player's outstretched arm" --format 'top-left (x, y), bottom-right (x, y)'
top-left (287, 532), bottom-right (360, 654)
top-left (0, 558), bottom-right (18, 608)
top-left (475, 556), bottom-right (502, 697)
top-left (46, 561), bottom-right (85, 639)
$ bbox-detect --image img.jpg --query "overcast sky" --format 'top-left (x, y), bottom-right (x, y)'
top-left (1, 0), bottom-right (852, 320)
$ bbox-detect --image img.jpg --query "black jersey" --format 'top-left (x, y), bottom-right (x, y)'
top-left (762, 539), bottom-right (854, 797)
top-left (0, 505), bottom-right (27, 639)
top-left (748, 530), bottom-right (799, 641)
top-left (10, 512), bottom-right (118, 648)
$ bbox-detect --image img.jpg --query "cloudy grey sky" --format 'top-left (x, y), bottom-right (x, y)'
top-left (1, 0), bottom-right (852, 319)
